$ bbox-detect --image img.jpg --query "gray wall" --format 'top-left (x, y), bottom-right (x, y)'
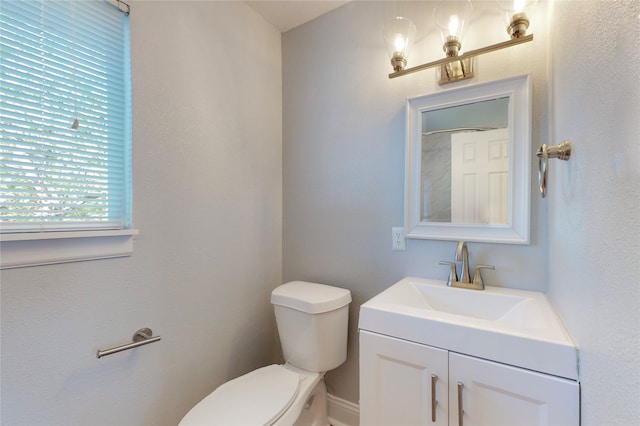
top-left (547, 1), bottom-right (640, 424)
top-left (282, 0), bottom-right (550, 404)
top-left (0, 2), bottom-right (283, 424)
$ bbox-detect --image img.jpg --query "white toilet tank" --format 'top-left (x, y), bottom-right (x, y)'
top-left (271, 281), bottom-right (351, 373)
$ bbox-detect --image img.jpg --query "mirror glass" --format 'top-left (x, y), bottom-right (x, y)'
top-left (421, 97), bottom-right (509, 224)
top-left (405, 75), bottom-right (531, 244)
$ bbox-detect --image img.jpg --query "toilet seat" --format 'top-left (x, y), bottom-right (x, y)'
top-left (179, 365), bottom-right (299, 426)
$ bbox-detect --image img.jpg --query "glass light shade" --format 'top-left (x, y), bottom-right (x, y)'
top-left (433, 0), bottom-right (473, 56)
top-left (499, 0), bottom-right (537, 38)
top-left (383, 17), bottom-right (417, 72)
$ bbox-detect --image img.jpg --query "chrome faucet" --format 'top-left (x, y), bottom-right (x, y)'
top-left (439, 241), bottom-right (494, 290)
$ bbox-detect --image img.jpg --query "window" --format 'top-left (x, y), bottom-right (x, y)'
top-left (0, 0), bottom-right (135, 268)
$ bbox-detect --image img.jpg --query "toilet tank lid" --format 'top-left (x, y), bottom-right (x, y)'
top-left (271, 281), bottom-right (351, 314)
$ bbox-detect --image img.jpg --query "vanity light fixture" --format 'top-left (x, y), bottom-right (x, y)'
top-left (385, 0), bottom-right (534, 84)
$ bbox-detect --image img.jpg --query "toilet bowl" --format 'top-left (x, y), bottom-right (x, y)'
top-left (179, 281), bottom-right (351, 426)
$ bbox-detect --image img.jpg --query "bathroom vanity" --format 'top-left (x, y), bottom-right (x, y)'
top-left (359, 277), bottom-right (580, 425)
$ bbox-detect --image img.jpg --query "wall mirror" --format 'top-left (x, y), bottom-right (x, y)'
top-left (405, 74), bottom-right (531, 244)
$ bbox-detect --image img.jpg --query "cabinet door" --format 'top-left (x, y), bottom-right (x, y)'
top-left (360, 331), bottom-right (448, 426)
top-left (449, 353), bottom-right (579, 426)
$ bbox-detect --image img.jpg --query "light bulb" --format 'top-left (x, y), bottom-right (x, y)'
top-left (448, 15), bottom-right (460, 37)
top-left (513, 0), bottom-right (527, 13)
top-left (394, 35), bottom-right (407, 52)
top-left (383, 17), bottom-right (417, 72)
top-left (433, 0), bottom-right (473, 57)
top-left (500, 0), bottom-right (537, 38)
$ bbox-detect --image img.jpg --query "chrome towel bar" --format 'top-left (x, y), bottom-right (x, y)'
top-left (97, 328), bottom-right (161, 359)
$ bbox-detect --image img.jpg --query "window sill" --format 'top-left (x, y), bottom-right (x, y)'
top-left (0, 229), bottom-right (139, 269)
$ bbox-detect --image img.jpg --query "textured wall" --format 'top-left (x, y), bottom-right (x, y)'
top-left (547, 1), bottom-right (640, 424)
top-left (282, 0), bottom-right (550, 403)
top-left (0, 2), bottom-right (282, 424)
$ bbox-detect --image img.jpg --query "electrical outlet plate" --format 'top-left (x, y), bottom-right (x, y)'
top-left (392, 227), bottom-right (406, 251)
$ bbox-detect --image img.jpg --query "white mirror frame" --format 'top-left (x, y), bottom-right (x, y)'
top-left (405, 74), bottom-right (532, 244)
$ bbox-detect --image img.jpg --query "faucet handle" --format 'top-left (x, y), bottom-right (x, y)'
top-left (473, 264), bottom-right (495, 289)
top-left (439, 261), bottom-right (458, 287)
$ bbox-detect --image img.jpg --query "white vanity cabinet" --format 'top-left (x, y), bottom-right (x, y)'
top-left (360, 331), bottom-right (580, 426)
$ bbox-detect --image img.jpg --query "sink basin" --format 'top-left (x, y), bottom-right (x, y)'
top-left (417, 283), bottom-right (530, 322)
top-left (359, 277), bottom-right (578, 379)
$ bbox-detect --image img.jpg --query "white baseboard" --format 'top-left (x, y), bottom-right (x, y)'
top-left (327, 393), bottom-right (359, 426)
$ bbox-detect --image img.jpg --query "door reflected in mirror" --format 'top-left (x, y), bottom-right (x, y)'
top-left (405, 75), bottom-right (531, 244)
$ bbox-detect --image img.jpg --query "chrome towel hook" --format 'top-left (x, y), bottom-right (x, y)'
top-left (536, 140), bottom-right (571, 198)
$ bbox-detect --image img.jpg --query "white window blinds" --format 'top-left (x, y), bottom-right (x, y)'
top-left (0, 0), bottom-right (132, 233)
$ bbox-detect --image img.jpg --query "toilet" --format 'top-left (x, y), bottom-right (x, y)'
top-left (179, 281), bottom-right (352, 426)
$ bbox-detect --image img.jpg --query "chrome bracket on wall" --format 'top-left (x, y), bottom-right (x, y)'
top-left (536, 140), bottom-right (571, 198)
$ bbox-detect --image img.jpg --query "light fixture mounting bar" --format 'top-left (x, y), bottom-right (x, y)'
top-left (388, 34), bottom-right (533, 79)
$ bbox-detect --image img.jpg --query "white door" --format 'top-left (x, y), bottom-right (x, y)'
top-left (359, 331), bottom-right (448, 426)
top-left (449, 353), bottom-right (580, 426)
top-left (451, 128), bottom-right (509, 224)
